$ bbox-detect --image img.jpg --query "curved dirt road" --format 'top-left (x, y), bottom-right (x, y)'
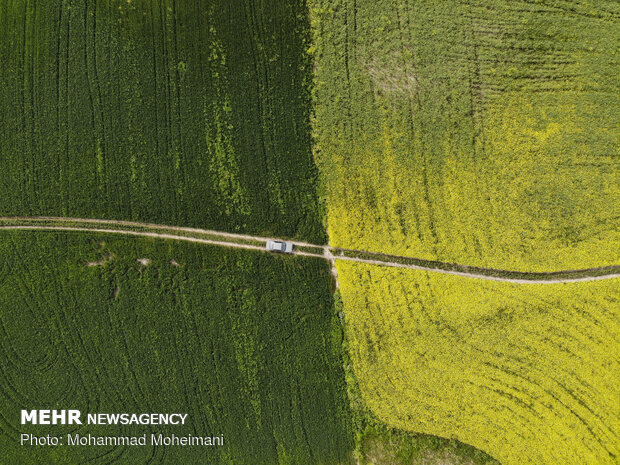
top-left (0, 217), bottom-right (618, 284)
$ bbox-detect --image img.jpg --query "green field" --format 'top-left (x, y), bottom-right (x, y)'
top-left (0, 0), bottom-right (324, 242)
top-left (311, 0), bottom-right (619, 270)
top-left (0, 231), bottom-right (353, 464)
top-left (0, 2), bottom-right (358, 464)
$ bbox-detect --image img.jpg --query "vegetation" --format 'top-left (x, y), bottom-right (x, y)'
top-left (311, 2), bottom-right (619, 462)
top-left (2, 1), bottom-right (618, 465)
top-left (0, 0), bottom-right (325, 243)
top-left (337, 261), bottom-right (619, 465)
top-left (0, 3), bottom-right (351, 464)
top-left (357, 425), bottom-right (499, 465)
top-left (336, 293), bottom-right (501, 465)
top-left (0, 231), bottom-right (353, 464)
top-left (310, 0), bottom-right (619, 271)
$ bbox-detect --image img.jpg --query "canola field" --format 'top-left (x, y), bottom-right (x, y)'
top-left (0, 231), bottom-right (353, 465)
top-left (0, 0), bottom-right (324, 242)
top-left (311, 1), bottom-right (620, 464)
top-left (338, 262), bottom-right (619, 465)
top-left (311, 0), bottom-right (619, 271)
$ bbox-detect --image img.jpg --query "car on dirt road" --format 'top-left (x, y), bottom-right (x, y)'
top-left (266, 240), bottom-right (294, 253)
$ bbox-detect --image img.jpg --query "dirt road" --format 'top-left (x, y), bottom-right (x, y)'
top-left (0, 217), bottom-right (618, 284)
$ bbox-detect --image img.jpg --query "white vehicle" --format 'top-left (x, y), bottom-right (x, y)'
top-left (266, 240), bottom-right (294, 254)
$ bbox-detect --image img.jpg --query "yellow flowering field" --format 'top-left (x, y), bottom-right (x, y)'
top-left (311, 1), bottom-right (619, 463)
top-left (311, 0), bottom-right (619, 271)
top-left (337, 262), bottom-right (619, 465)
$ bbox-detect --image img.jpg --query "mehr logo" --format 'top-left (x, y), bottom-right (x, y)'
top-left (21, 410), bottom-right (82, 425)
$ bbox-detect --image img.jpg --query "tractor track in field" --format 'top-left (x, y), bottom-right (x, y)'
top-left (0, 217), bottom-right (618, 284)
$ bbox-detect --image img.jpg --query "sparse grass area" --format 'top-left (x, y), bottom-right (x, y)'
top-left (0, 231), bottom-right (354, 464)
top-left (359, 426), bottom-right (499, 465)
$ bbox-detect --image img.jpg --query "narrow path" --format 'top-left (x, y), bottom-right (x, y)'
top-left (0, 217), bottom-right (618, 284)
